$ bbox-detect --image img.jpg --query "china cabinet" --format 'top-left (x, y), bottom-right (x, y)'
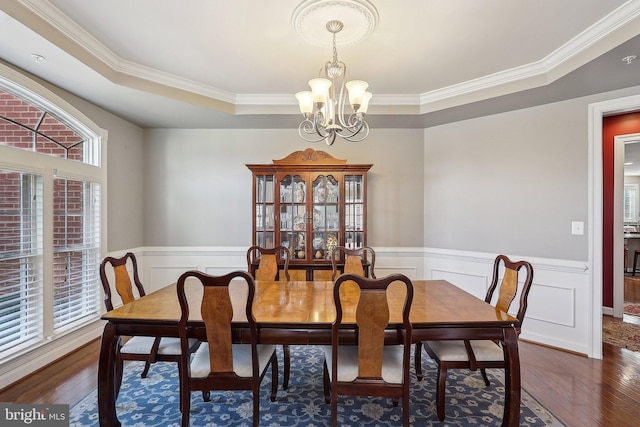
top-left (247, 148), bottom-right (372, 280)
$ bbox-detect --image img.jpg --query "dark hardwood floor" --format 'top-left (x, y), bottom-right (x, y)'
top-left (1, 337), bottom-right (640, 426)
top-left (0, 339), bottom-right (101, 407)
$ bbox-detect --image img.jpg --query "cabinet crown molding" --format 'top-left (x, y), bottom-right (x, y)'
top-left (273, 148), bottom-right (346, 165)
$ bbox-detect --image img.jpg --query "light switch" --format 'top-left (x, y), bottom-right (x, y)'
top-left (571, 221), bottom-right (584, 235)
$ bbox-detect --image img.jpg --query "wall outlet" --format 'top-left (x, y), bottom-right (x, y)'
top-left (571, 221), bottom-right (584, 235)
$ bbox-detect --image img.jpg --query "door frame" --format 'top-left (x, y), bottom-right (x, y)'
top-left (589, 94), bottom-right (640, 359)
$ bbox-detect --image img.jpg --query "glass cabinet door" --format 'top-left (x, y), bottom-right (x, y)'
top-left (255, 174), bottom-right (275, 248)
top-left (344, 174), bottom-right (365, 251)
top-left (312, 174), bottom-right (340, 260)
top-left (279, 174), bottom-right (307, 260)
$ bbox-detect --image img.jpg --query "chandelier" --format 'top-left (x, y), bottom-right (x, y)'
top-left (295, 20), bottom-right (371, 146)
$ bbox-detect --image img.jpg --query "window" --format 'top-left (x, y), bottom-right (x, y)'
top-left (0, 170), bottom-right (43, 355)
top-left (0, 88), bottom-right (95, 165)
top-left (0, 70), bottom-right (104, 362)
top-left (624, 184), bottom-right (639, 223)
top-left (52, 178), bottom-right (101, 330)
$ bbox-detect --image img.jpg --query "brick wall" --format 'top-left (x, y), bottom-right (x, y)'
top-left (0, 89), bottom-right (84, 160)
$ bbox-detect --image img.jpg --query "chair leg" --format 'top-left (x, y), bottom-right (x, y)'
top-left (177, 364), bottom-right (183, 413)
top-left (115, 356), bottom-right (124, 398)
top-left (480, 368), bottom-right (491, 386)
top-left (270, 353), bottom-right (278, 402)
top-left (392, 397), bottom-right (399, 407)
top-left (634, 251), bottom-right (639, 276)
top-left (253, 384), bottom-right (260, 427)
top-left (180, 389), bottom-right (190, 427)
top-left (140, 359), bottom-right (152, 378)
top-left (403, 391), bottom-right (410, 427)
top-left (415, 341), bottom-right (423, 380)
top-left (323, 360), bottom-right (331, 404)
top-left (202, 391), bottom-right (210, 402)
top-left (331, 388), bottom-right (338, 427)
top-left (436, 364), bottom-right (448, 421)
top-left (283, 344), bottom-right (290, 389)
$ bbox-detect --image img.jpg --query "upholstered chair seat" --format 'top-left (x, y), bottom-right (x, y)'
top-left (190, 344), bottom-right (278, 378)
top-left (424, 340), bottom-right (503, 362)
top-left (121, 336), bottom-right (197, 356)
top-left (322, 344), bottom-right (405, 384)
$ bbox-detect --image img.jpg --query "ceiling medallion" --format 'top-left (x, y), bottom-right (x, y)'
top-left (292, 0), bottom-right (379, 48)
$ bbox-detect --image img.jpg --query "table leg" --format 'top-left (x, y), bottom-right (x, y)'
top-left (98, 322), bottom-right (121, 427)
top-left (502, 326), bottom-right (521, 427)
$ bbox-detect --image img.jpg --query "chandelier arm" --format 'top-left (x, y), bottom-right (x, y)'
top-left (342, 121), bottom-right (369, 142)
top-left (333, 111), bottom-right (364, 138)
top-left (336, 80), bottom-right (349, 129)
top-left (298, 113), bottom-right (344, 144)
top-left (325, 131), bottom-right (337, 146)
top-left (298, 118), bottom-right (328, 143)
top-left (298, 127), bottom-right (329, 144)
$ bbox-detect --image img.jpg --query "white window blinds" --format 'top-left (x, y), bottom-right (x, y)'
top-left (0, 170), bottom-right (44, 357)
top-left (52, 178), bottom-right (101, 331)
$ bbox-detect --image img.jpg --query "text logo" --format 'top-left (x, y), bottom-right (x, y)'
top-left (0, 404), bottom-right (69, 426)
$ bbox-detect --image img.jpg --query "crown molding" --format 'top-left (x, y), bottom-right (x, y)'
top-left (419, 0), bottom-right (640, 112)
top-left (10, 0), bottom-right (640, 116)
top-left (14, 0), bottom-right (237, 105)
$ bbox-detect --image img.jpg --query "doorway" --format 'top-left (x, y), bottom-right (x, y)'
top-left (589, 94), bottom-right (640, 359)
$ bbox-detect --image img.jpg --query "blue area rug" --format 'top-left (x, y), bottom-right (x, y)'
top-left (70, 345), bottom-right (564, 426)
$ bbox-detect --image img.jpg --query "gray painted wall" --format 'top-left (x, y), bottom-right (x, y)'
top-left (142, 129), bottom-right (425, 247)
top-left (424, 99), bottom-right (587, 260)
top-left (424, 86), bottom-right (640, 261)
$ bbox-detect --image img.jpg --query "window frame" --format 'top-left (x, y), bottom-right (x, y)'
top-left (0, 63), bottom-right (107, 365)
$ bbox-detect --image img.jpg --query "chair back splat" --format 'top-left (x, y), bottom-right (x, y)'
top-left (100, 252), bottom-right (145, 311)
top-left (487, 254), bottom-right (534, 330)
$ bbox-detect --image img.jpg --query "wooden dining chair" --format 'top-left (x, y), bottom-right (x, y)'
top-left (246, 245), bottom-right (293, 390)
top-left (330, 245), bottom-right (376, 280)
top-left (247, 245), bottom-right (291, 281)
top-left (99, 252), bottom-right (198, 396)
top-left (176, 270), bottom-right (278, 427)
top-left (322, 273), bottom-right (414, 427)
top-left (414, 254), bottom-right (534, 421)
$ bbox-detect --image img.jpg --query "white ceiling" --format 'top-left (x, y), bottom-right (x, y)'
top-left (1, 0), bottom-right (640, 132)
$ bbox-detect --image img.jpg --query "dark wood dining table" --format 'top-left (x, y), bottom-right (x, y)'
top-left (98, 278), bottom-right (521, 427)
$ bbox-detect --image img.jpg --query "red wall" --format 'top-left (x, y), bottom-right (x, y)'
top-left (602, 112), bottom-right (640, 307)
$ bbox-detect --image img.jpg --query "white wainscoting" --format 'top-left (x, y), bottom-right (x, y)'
top-left (417, 248), bottom-right (590, 355)
top-left (136, 246), bottom-right (592, 355)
